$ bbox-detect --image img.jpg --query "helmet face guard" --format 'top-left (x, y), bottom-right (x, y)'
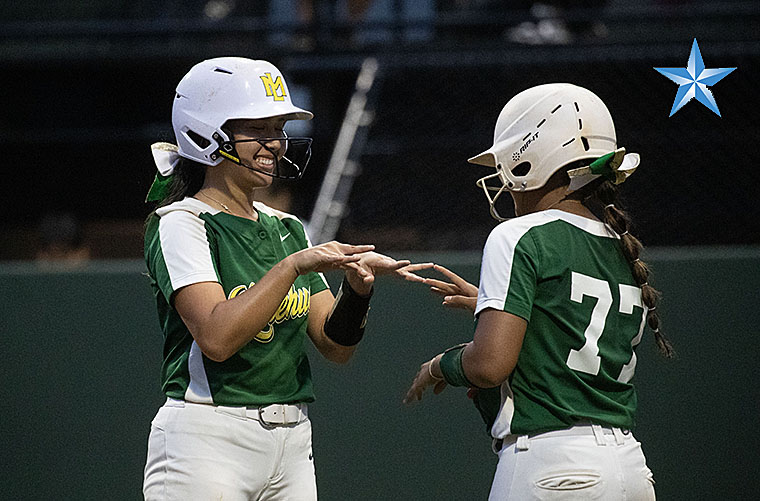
top-left (475, 171), bottom-right (514, 222)
top-left (211, 132), bottom-right (313, 180)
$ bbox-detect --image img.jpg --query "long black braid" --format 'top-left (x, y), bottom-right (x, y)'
top-left (582, 180), bottom-right (675, 358)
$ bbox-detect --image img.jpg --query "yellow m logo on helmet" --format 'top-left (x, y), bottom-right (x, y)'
top-left (260, 72), bottom-right (287, 101)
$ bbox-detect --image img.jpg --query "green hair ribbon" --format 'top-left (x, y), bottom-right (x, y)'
top-left (567, 147), bottom-right (640, 187)
top-left (145, 172), bottom-right (174, 203)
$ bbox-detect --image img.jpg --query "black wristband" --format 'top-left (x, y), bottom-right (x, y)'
top-left (323, 276), bottom-right (372, 346)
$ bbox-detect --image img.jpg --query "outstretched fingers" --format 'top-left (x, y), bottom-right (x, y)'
top-left (433, 264), bottom-right (477, 294)
top-left (442, 295), bottom-right (477, 312)
top-left (336, 243), bottom-right (375, 256)
top-left (402, 358), bottom-right (450, 404)
top-left (311, 253), bottom-right (362, 274)
top-left (397, 262), bottom-right (435, 282)
top-left (429, 286), bottom-right (451, 297)
top-left (400, 262), bottom-right (436, 272)
top-left (331, 254), bottom-right (362, 266)
top-left (372, 255), bottom-right (412, 274)
top-left (422, 278), bottom-right (458, 294)
top-left (392, 259), bottom-right (412, 269)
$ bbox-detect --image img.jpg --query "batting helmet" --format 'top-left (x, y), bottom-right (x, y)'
top-left (469, 83), bottom-right (618, 220)
top-left (172, 57), bottom-right (313, 169)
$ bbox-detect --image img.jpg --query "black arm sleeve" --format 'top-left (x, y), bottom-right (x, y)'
top-left (323, 276), bottom-right (372, 346)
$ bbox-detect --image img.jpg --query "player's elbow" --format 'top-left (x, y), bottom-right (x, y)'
top-left (464, 358), bottom-right (513, 389)
top-left (468, 370), bottom-right (507, 389)
top-left (199, 342), bottom-right (234, 362)
top-left (203, 348), bottom-right (232, 363)
top-left (327, 348), bottom-right (355, 365)
top-left (192, 331), bottom-right (237, 362)
top-left (321, 342), bottom-right (356, 365)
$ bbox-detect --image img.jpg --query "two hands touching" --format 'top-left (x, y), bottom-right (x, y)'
top-left (289, 244), bottom-right (480, 405)
top-left (289, 242), bottom-right (477, 308)
top-left (288, 241), bottom-right (411, 295)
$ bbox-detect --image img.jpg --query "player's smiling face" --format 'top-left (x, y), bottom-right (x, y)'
top-left (225, 117), bottom-right (287, 187)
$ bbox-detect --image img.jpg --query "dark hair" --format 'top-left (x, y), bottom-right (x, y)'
top-left (144, 157), bottom-right (206, 240)
top-left (580, 179), bottom-right (675, 358)
top-left (156, 157), bottom-right (207, 209)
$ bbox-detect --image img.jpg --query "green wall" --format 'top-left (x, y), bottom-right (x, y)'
top-left (2, 247), bottom-right (759, 500)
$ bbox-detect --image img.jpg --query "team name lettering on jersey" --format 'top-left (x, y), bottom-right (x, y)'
top-left (259, 72), bottom-right (287, 101)
top-left (228, 282), bottom-right (310, 343)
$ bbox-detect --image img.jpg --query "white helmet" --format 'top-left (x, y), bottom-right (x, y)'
top-left (172, 57), bottom-right (313, 167)
top-left (469, 83), bottom-right (618, 220)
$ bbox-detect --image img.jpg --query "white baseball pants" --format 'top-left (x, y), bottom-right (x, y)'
top-left (143, 398), bottom-right (316, 501)
top-left (489, 424), bottom-right (656, 500)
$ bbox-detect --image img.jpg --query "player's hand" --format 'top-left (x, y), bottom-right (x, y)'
top-left (289, 241), bottom-right (375, 276)
top-left (344, 252), bottom-right (412, 296)
top-left (396, 262), bottom-right (435, 281)
top-left (403, 355), bottom-right (447, 404)
top-left (398, 263), bottom-right (478, 312)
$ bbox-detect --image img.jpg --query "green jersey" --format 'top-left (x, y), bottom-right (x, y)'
top-left (476, 210), bottom-right (647, 437)
top-left (144, 197), bottom-right (328, 407)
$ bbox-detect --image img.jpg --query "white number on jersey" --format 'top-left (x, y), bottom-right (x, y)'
top-left (565, 272), bottom-right (647, 380)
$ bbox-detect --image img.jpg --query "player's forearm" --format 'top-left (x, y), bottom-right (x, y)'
top-left (306, 287), bottom-right (359, 365)
top-left (461, 343), bottom-right (508, 388)
top-left (312, 334), bottom-right (357, 364)
top-left (197, 258), bottom-right (299, 362)
top-left (461, 310), bottom-right (526, 387)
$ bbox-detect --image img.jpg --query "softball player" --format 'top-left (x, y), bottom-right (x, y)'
top-left (142, 57), bottom-right (408, 500)
top-left (403, 83), bottom-right (673, 500)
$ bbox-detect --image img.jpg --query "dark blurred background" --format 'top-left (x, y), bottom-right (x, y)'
top-left (1, 0), bottom-right (758, 262)
top-left (2, 2), bottom-right (759, 501)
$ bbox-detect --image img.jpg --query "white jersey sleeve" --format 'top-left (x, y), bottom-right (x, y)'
top-left (154, 210), bottom-right (219, 299)
top-left (475, 218), bottom-right (540, 320)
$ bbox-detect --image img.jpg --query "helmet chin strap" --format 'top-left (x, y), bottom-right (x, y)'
top-left (214, 134), bottom-right (311, 180)
top-left (217, 141), bottom-right (299, 179)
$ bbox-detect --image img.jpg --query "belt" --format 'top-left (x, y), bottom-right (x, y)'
top-left (166, 398), bottom-right (308, 426)
top-left (498, 424), bottom-right (631, 451)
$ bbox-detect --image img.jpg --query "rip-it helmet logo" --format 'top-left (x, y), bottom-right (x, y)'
top-left (512, 131), bottom-right (539, 163)
top-left (654, 38), bottom-right (736, 117)
top-left (260, 72), bottom-right (287, 101)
